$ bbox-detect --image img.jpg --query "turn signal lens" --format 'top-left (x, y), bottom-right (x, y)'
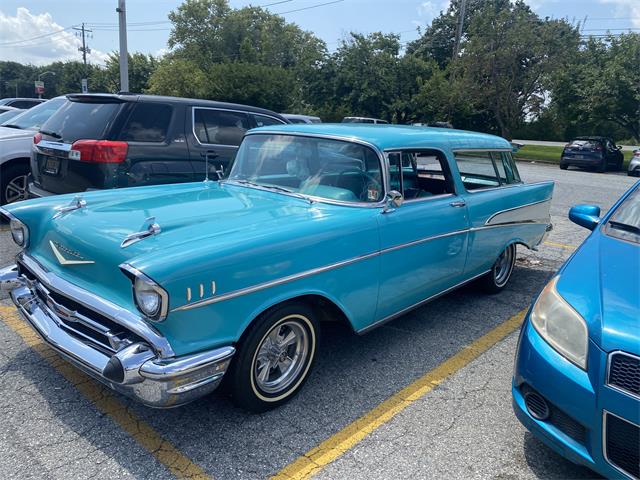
top-left (70, 139), bottom-right (128, 163)
top-left (33, 133), bottom-right (42, 144)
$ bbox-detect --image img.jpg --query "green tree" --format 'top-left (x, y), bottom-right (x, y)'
top-left (147, 58), bottom-right (209, 98)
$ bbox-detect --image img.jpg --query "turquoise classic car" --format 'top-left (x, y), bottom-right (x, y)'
top-left (0, 125), bottom-right (554, 411)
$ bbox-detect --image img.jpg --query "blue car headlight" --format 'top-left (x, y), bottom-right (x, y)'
top-left (530, 276), bottom-right (588, 370)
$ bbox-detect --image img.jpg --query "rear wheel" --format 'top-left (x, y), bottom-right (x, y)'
top-left (597, 158), bottom-right (607, 173)
top-left (229, 301), bottom-right (319, 412)
top-left (559, 163), bottom-right (568, 170)
top-left (479, 244), bottom-right (517, 294)
top-left (1, 163), bottom-right (29, 205)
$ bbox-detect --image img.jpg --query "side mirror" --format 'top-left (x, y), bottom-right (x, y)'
top-left (383, 190), bottom-right (403, 213)
top-left (569, 204), bottom-right (600, 231)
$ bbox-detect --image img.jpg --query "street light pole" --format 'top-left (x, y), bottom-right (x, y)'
top-left (117, 0), bottom-right (129, 92)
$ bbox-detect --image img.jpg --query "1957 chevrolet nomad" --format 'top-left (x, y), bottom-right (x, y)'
top-left (0, 125), bottom-right (553, 411)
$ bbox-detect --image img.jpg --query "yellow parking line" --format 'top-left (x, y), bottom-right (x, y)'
top-left (272, 309), bottom-right (527, 480)
top-left (0, 305), bottom-right (210, 480)
top-left (543, 241), bottom-right (577, 250)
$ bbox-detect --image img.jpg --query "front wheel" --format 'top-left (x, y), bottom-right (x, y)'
top-left (229, 302), bottom-right (319, 412)
top-left (479, 244), bottom-right (517, 294)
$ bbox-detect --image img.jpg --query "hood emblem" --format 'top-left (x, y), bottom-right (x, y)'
top-left (49, 240), bottom-right (95, 266)
top-left (121, 217), bottom-right (161, 248)
top-left (53, 196), bottom-right (87, 219)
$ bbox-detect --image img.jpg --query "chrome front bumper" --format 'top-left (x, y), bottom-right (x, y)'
top-left (0, 261), bottom-right (235, 408)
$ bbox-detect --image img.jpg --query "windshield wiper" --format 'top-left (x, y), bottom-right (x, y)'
top-left (1, 124), bottom-right (20, 129)
top-left (39, 129), bottom-right (62, 139)
top-left (609, 220), bottom-right (640, 234)
top-left (231, 179), bottom-right (312, 203)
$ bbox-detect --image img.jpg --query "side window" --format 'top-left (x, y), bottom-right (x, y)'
top-left (251, 113), bottom-right (284, 127)
top-left (501, 152), bottom-right (521, 183)
top-left (454, 151), bottom-right (500, 190)
top-left (193, 108), bottom-right (250, 146)
top-left (388, 150), bottom-right (454, 200)
top-left (119, 103), bottom-right (172, 142)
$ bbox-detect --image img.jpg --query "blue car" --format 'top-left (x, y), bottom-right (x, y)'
top-left (1, 124), bottom-right (553, 411)
top-left (513, 181), bottom-right (640, 479)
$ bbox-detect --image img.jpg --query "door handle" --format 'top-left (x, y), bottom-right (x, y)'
top-left (449, 200), bottom-right (466, 208)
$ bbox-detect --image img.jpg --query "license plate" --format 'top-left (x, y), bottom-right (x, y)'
top-left (43, 158), bottom-right (60, 175)
top-left (574, 155), bottom-right (584, 159)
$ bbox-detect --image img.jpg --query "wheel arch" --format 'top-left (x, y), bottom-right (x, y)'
top-left (1, 156), bottom-right (30, 171)
top-left (236, 290), bottom-right (356, 346)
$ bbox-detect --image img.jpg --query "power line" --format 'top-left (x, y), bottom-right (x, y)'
top-left (276, 0), bottom-right (344, 15)
top-left (0, 25), bottom-right (76, 46)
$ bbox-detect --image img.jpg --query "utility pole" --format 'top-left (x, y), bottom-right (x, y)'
top-left (117, 0), bottom-right (129, 92)
top-left (73, 23), bottom-right (92, 67)
top-left (453, 0), bottom-right (467, 58)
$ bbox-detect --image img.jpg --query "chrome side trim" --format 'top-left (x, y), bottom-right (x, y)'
top-left (485, 198), bottom-right (552, 225)
top-left (606, 351), bottom-right (640, 400)
top-left (18, 254), bottom-right (174, 358)
top-left (602, 410), bottom-right (640, 480)
top-left (357, 269), bottom-right (491, 334)
top-left (171, 219), bottom-right (548, 312)
top-left (171, 250), bottom-right (380, 312)
top-left (466, 180), bottom-right (554, 195)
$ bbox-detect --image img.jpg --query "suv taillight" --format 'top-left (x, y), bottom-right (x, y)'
top-left (33, 133), bottom-right (42, 144)
top-left (70, 140), bottom-right (128, 163)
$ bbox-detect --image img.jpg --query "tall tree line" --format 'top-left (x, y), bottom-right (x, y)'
top-left (1, 0), bottom-right (638, 141)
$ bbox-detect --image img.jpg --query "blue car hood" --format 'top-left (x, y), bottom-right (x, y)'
top-left (557, 231), bottom-right (639, 355)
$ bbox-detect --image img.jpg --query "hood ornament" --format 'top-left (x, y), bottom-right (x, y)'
top-left (53, 196), bottom-right (87, 219)
top-left (49, 240), bottom-right (95, 266)
top-left (121, 217), bottom-right (161, 248)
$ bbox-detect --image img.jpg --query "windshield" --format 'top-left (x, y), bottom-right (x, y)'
top-left (0, 109), bottom-right (24, 124)
top-left (228, 134), bottom-right (384, 204)
top-left (1, 97), bottom-right (65, 131)
top-left (606, 186), bottom-right (640, 244)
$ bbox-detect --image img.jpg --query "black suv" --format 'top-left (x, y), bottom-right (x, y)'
top-left (560, 136), bottom-right (624, 172)
top-left (29, 94), bottom-right (288, 197)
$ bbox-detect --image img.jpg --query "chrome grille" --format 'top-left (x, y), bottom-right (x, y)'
top-left (18, 260), bottom-right (141, 355)
top-left (608, 352), bottom-right (640, 398)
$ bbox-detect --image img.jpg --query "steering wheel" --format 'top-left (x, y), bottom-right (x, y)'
top-left (336, 168), bottom-right (382, 202)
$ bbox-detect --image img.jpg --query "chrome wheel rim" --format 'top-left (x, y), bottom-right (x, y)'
top-left (253, 318), bottom-right (309, 395)
top-left (494, 244), bottom-right (515, 287)
top-left (5, 174), bottom-right (28, 204)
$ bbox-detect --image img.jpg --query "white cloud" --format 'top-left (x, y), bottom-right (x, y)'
top-left (415, 0), bottom-right (451, 29)
top-left (0, 8), bottom-right (108, 66)
top-left (599, 0), bottom-right (640, 27)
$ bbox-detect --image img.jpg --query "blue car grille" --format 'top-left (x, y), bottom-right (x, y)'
top-left (608, 352), bottom-right (640, 398)
top-left (605, 412), bottom-right (640, 479)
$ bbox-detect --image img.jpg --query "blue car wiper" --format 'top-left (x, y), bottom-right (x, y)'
top-left (608, 220), bottom-right (640, 234)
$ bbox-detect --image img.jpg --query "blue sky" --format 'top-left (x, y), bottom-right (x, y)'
top-left (1, 0), bottom-right (639, 65)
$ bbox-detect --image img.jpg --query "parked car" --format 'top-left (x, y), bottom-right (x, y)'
top-left (513, 181), bottom-right (639, 479)
top-left (281, 113), bottom-right (322, 124)
top-left (0, 105), bottom-right (20, 114)
top-left (28, 94), bottom-right (288, 199)
top-left (342, 116), bottom-right (388, 124)
top-left (0, 97), bottom-right (65, 205)
top-left (0, 108), bottom-right (25, 124)
top-left (0, 98), bottom-right (45, 109)
top-left (0, 124), bottom-right (553, 412)
top-left (628, 149), bottom-right (640, 177)
top-left (560, 136), bottom-right (624, 172)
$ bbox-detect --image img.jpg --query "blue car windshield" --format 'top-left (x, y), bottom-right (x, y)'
top-left (228, 134), bottom-right (384, 203)
top-left (606, 185), bottom-right (640, 243)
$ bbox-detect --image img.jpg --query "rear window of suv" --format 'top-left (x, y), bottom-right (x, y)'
top-left (118, 103), bottom-right (173, 142)
top-left (40, 99), bottom-right (123, 142)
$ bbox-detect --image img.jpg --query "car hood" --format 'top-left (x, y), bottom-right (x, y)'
top-left (557, 230), bottom-right (639, 355)
top-left (0, 126), bottom-right (33, 141)
top-left (8, 182), bottom-right (320, 307)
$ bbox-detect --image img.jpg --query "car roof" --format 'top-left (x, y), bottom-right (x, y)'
top-left (573, 136), bottom-right (610, 141)
top-left (65, 93), bottom-right (286, 119)
top-left (249, 123), bottom-right (512, 151)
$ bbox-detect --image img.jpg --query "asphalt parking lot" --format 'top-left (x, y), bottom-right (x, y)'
top-left (0, 163), bottom-right (636, 479)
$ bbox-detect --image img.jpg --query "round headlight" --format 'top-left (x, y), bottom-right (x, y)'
top-left (10, 218), bottom-right (28, 247)
top-left (134, 277), bottom-right (161, 317)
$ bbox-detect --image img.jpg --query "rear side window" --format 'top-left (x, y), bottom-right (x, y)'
top-left (40, 100), bottom-right (122, 142)
top-left (455, 151), bottom-right (501, 190)
top-left (193, 108), bottom-right (250, 146)
top-left (119, 103), bottom-right (172, 142)
top-left (10, 100), bottom-right (39, 109)
top-left (251, 113), bottom-right (284, 127)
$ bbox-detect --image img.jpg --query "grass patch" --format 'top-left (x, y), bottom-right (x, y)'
top-left (514, 144), bottom-right (634, 168)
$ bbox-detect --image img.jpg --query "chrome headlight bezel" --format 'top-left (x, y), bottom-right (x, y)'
top-left (120, 264), bottom-right (169, 322)
top-left (530, 276), bottom-right (589, 370)
top-left (1, 209), bottom-right (29, 248)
